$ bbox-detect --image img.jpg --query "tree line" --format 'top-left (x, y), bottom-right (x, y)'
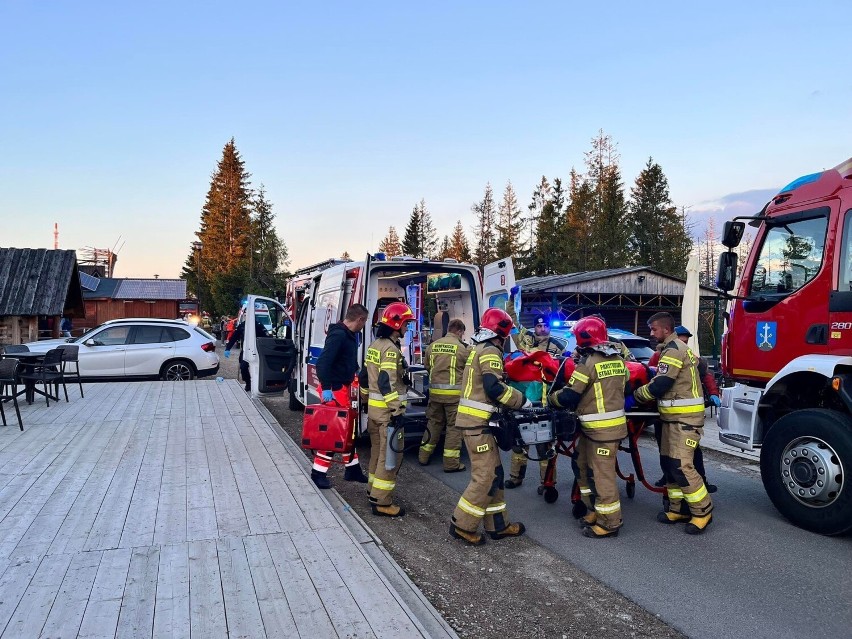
top-left (181, 138), bottom-right (288, 318)
top-left (378, 130), bottom-right (694, 279)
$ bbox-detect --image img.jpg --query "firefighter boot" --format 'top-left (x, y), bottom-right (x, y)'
top-left (657, 510), bottom-right (690, 524)
top-left (344, 464), bottom-right (368, 483)
top-left (444, 463), bottom-right (466, 473)
top-left (505, 463), bottom-right (526, 489)
top-left (685, 513), bottom-right (713, 535)
top-left (311, 470), bottom-right (332, 490)
top-left (449, 524), bottom-right (486, 546)
top-left (371, 503), bottom-right (406, 518)
top-left (582, 524), bottom-right (619, 539)
top-left (489, 522), bottom-right (526, 540)
top-left (579, 512), bottom-right (597, 527)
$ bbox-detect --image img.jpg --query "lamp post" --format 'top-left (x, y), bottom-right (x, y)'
top-left (192, 241), bottom-right (203, 314)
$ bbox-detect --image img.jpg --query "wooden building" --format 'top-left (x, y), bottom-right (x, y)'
top-left (516, 267), bottom-right (722, 353)
top-left (79, 277), bottom-right (189, 332)
top-left (0, 248), bottom-right (85, 345)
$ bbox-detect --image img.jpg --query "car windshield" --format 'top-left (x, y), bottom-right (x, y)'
top-left (621, 339), bottom-right (654, 362)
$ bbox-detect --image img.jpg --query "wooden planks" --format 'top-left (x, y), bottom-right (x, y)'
top-left (0, 380), bottom-right (430, 638)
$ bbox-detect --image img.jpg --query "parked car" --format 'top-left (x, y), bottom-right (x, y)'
top-left (25, 318), bottom-right (219, 381)
top-left (550, 324), bottom-right (655, 363)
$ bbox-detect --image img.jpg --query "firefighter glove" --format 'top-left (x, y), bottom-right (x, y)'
top-left (710, 394), bottom-right (721, 407)
top-left (224, 350), bottom-right (231, 359)
top-left (322, 389), bottom-right (334, 402)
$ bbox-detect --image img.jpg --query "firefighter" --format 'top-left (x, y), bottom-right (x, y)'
top-left (548, 315), bottom-right (627, 538)
top-left (450, 307), bottom-right (531, 546)
top-left (505, 285), bottom-right (563, 490)
top-left (359, 302), bottom-right (415, 517)
top-left (419, 319), bottom-right (470, 472)
top-left (632, 312), bottom-right (713, 534)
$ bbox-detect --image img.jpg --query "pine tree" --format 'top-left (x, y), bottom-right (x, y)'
top-left (437, 236), bottom-right (451, 260)
top-left (378, 226), bottom-right (402, 257)
top-left (526, 176), bottom-right (552, 256)
top-left (627, 158), bottom-right (692, 277)
top-left (401, 199), bottom-right (438, 258)
top-left (585, 130), bottom-right (630, 269)
top-left (495, 180), bottom-right (525, 260)
top-left (563, 168), bottom-right (595, 272)
top-left (472, 183), bottom-right (498, 268)
top-left (448, 220), bottom-right (472, 262)
top-left (249, 184), bottom-right (289, 294)
top-left (341, 250), bottom-right (351, 260)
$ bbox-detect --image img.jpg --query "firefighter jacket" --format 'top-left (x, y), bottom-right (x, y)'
top-left (425, 333), bottom-right (471, 405)
top-left (456, 341), bottom-right (525, 429)
top-left (635, 335), bottom-right (704, 426)
top-left (358, 337), bottom-right (407, 421)
top-left (506, 305), bottom-right (563, 355)
top-left (549, 348), bottom-right (628, 442)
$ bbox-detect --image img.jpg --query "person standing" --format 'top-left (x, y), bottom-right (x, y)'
top-left (450, 308), bottom-right (530, 546)
top-left (505, 285), bottom-right (563, 490)
top-left (632, 312), bottom-right (713, 534)
top-left (359, 302), bottom-right (415, 517)
top-left (418, 319), bottom-right (470, 472)
top-left (549, 316), bottom-right (627, 538)
top-left (311, 304), bottom-right (370, 489)
top-left (60, 316), bottom-right (72, 338)
top-left (224, 318), bottom-right (269, 392)
top-left (650, 325), bottom-right (719, 493)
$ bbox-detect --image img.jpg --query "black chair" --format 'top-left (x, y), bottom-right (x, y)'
top-left (18, 348), bottom-right (67, 406)
top-left (3, 345), bottom-right (29, 354)
top-left (0, 358), bottom-right (23, 430)
top-left (58, 344), bottom-right (83, 398)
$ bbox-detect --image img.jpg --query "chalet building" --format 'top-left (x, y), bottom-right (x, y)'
top-left (78, 276), bottom-right (190, 332)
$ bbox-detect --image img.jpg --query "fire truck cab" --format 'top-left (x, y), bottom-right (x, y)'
top-left (716, 157), bottom-right (852, 535)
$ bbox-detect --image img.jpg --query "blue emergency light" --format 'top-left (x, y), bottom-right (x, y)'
top-left (551, 320), bottom-right (562, 328)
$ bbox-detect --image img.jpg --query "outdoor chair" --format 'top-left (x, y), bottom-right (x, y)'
top-left (58, 344), bottom-right (84, 398)
top-left (2, 345), bottom-right (29, 354)
top-left (0, 358), bottom-right (23, 430)
top-left (18, 348), bottom-right (67, 406)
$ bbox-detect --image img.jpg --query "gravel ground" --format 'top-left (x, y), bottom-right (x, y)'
top-left (217, 352), bottom-right (683, 639)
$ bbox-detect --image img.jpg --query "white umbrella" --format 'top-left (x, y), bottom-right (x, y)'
top-left (681, 254), bottom-right (701, 356)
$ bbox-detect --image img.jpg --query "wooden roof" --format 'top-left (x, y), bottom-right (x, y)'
top-left (517, 266), bottom-right (718, 297)
top-left (0, 248), bottom-right (85, 317)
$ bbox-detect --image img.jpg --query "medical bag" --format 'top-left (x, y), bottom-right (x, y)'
top-left (301, 402), bottom-right (355, 453)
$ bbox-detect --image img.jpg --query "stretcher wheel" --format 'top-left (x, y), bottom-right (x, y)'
top-left (626, 481), bottom-right (636, 499)
top-left (543, 487), bottom-right (559, 503)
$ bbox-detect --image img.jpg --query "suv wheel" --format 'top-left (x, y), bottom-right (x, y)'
top-left (161, 360), bottom-right (196, 381)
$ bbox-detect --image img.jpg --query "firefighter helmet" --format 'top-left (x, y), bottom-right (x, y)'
top-left (378, 302), bottom-right (415, 331)
top-left (472, 307), bottom-right (514, 342)
top-left (573, 316), bottom-right (608, 348)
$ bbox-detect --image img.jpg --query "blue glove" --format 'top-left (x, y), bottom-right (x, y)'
top-left (510, 285), bottom-right (520, 298)
top-left (322, 389), bottom-right (334, 402)
top-left (710, 395), bottom-right (721, 407)
top-left (224, 350), bottom-right (230, 359)
top-left (624, 395), bottom-right (636, 411)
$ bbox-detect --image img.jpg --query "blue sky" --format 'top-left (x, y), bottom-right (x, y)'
top-left (1, 1), bottom-right (849, 277)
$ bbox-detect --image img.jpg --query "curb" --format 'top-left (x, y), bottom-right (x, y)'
top-left (252, 397), bottom-right (459, 639)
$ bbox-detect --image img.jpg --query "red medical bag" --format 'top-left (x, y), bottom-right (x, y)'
top-left (301, 402), bottom-right (355, 453)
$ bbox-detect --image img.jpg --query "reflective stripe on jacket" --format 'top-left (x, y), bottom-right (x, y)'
top-left (635, 336), bottom-right (704, 425)
top-left (456, 342), bottom-right (524, 429)
top-left (363, 337), bottom-right (407, 421)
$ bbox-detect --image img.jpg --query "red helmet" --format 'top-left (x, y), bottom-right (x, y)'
top-left (478, 307), bottom-right (514, 339)
top-left (573, 316), bottom-right (608, 347)
top-left (379, 302), bottom-right (415, 331)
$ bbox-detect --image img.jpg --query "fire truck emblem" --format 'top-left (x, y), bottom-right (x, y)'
top-left (757, 322), bottom-right (777, 351)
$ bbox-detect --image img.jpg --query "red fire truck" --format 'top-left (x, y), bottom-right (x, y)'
top-left (716, 157), bottom-right (852, 535)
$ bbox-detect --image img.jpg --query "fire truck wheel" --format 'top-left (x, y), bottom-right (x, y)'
top-left (760, 408), bottom-right (852, 536)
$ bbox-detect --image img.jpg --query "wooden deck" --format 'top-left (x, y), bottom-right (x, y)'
top-left (0, 380), bottom-right (429, 638)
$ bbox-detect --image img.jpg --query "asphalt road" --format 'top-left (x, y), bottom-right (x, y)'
top-left (415, 440), bottom-right (852, 639)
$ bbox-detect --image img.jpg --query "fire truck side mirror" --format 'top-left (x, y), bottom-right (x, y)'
top-left (721, 221), bottom-right (746, 249)
top-left (716, 252), bottom-right (738, 292)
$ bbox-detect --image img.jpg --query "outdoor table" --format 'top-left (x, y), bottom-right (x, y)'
top-left (3, 352), bottom-right (58, 404)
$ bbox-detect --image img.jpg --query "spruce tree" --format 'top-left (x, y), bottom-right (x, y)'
top-left (448, 220), bottom-right (472, 262)
top-left (472, 183), bottom-right (498, 268)
top-left (378, 226), bottom-right (402, 257)
top-left (249, 184), bottom-right (288, 294)
top-left (627, 158), bottom-right (692, 277)
top-left (585, 130), bottom-right (630, 269)
top-left (437, 236), bottom-right (451, 260)
top-left (563, 168), bottom-right (595, 272)
top-left (401, 199), bottom-right (438, 258)
top-left (495, 180), bottom-right (525, 260)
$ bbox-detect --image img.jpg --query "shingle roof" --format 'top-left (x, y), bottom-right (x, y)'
top-left (516, 267), bottom-right (718, 294)
top-left (0, 248), bottom-right (84, 316)
top-left (114, 279), bottom-right (187, 300)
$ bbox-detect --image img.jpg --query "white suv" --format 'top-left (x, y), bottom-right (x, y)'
top-left (26, 318), bottom-right (220, 381)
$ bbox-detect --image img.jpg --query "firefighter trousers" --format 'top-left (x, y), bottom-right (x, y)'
top-left (419, 401), bottom-right (463, 470)
top-left (368, 417), bottom-right (404, 507)
top-left (660, 421), bottom-right (713, 517)
top-left (452, 429), bottom-right (510, 533)
top-left (509, 447), bottom-right (555, 484)
top-left (576, 433), bottom-right (622, 530)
